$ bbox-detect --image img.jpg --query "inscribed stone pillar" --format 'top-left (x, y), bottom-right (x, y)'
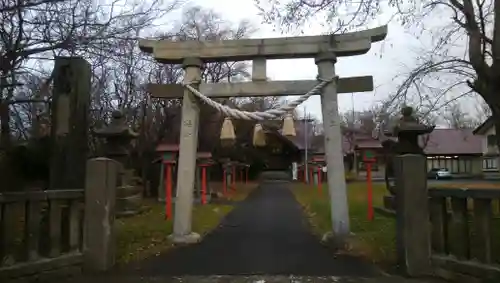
top-left (315, 52), bottom-right (350, 243)
top-left (170, 58), bottom-right (202, 244)
top-left (49, 57), bottom-right (91, 190)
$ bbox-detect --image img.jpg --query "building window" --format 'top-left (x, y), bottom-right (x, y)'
top-left (427, 156), bottom-right (471, 173)
top-left (483, 158), bottom-right (498, 170)
top-left (487, 135), bottom-right (497, 146)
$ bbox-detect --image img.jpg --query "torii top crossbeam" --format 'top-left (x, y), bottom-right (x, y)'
top-left (139, 26), bottom-right (388, 64)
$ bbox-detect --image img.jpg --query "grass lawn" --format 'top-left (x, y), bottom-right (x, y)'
top-left (292, 181), bottom-right (500, 269)
top-left (116, 182), bottom-right (255, 264)
top-left (292, 182), bottom-right (396, 267)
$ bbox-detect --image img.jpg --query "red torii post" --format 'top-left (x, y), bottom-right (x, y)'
top-left (312, 156), bottom-right (326, 194)
top-left (197, 152), bottom-right (213, 205)
top-left (155, 143), bottom-right (179, 220)
top-left (363, 150), bottom-right (376, 221)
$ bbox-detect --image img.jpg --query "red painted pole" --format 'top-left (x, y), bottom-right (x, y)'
top-left (303, 167), bottom-right (307, 183)
top-left (165, 163), bottom-right (172, 220)
top-left (367, 162), bottom-right (374, 221)
top-left (318, 166), bottom-right (322, 194)
top-left (201, 165), bottom-right (207, 205)
top-left (222, 169), bottom-right (227, 196)
top-left (245, 167), bottom-right (249, 184)
top-left (309, 168), bottom-right (313, 185)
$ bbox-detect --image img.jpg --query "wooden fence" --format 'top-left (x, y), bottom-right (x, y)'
top-left (0, 190), bottom-right (84, 281)
top-left (394, 154), bottom-right (500, 282)
top-left (428, 188), bottom-right (500, 281)
top-left (0, 158), bottom-right (119, 282)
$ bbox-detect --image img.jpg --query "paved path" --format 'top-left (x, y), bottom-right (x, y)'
top-left (67, 181), bottom-right (446, 283)
top-left (120, 181), bottom-right (378, 277)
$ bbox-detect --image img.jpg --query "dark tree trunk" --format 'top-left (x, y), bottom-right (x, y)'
top-left (0, 100), bottom-right (10, 149)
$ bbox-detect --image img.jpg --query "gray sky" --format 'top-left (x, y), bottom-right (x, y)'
top-left (163, 0), bottom-right (484, 126)
top-left (183, 0), bottom-right (426, 120)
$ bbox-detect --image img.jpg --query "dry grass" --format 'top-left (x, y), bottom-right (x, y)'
top-left (115, 182), bottom-right (256, 264)
top-left (115, 200), bottom-right (233, 264)
top-left (209, 181), bottom-right (257, 201)
top-left (292, 182), bottom-right (396, 267)
top-left (292, 181), bottom-right (500, 269)
top-left (2, 183), bottom-right (256, 266)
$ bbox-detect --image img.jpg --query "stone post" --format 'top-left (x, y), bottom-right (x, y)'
top-left (312, 164), bottom-right (319, 186)
top-left (83, 158), bottom-right (119, 271)
top-left (171, 58), bottom-right (202, 244)
top-left (394, 154), bottom-right (431, 276)
top-left (316, 52), bottom-right (350, 244)
top-left (225, 163), bottom-right (233, 191)
top-left (49, 57), bottom-right (91, 190)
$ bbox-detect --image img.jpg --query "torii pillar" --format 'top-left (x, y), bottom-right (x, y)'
top-left (171, 58), bottom-right (202, 243)
top-left (316, 52), bottom-right (350, 238)
top-left (140, 26), bottom-right (387, 244)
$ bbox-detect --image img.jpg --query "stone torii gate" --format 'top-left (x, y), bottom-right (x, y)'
top-left (139, 26), bottom-right (387, 244)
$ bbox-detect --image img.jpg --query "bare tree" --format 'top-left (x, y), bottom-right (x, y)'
top-left (442, 102), bottom-right (481, 129)
top-left (255, 0), bottom-right (382, 33)
top-left (256, 0), bottom-right (500, 155)
top-left (0, 0), bottom-right (180, 148)
top-left (473, 97), bottom-right (492, 124)
top-left (1, 2), bottom-right (262, 190)
top-left (162, 6), bottom-right (257, 153)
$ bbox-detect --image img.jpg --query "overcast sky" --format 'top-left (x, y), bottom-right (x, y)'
top-left (169, 0), bottom-right (475, 123)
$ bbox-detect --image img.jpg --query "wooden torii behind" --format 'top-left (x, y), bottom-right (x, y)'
top-left (140, 26), bottom-right (388, 245)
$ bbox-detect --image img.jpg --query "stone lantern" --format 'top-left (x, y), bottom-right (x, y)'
top-left (94, 110), bottom-right (142, 217)
top-left (381, 106), bottom-right (435, 211)
top-left (392, 106), bottom-right (435, 155)
top-left (94, 111), bottom-right (138, 164)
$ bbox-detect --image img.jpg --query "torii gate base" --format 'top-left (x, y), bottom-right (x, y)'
top-left (140, 26), bottom-right (387, 245)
